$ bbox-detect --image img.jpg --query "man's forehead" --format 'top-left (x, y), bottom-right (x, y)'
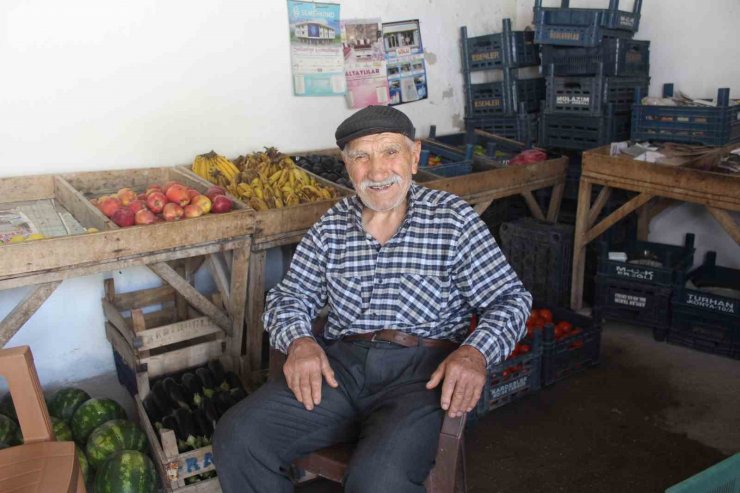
top-left (345, 132), bottom-right (407, 151)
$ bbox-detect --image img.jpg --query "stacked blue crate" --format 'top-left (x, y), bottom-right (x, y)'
top-left (461, 19), bottom-right (544, 145)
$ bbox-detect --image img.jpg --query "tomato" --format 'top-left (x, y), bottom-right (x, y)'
top-left (519, 344), bottom-right (530, 354)
top-left (502, 369), bottom-right (511, 378)
top-left (570, 340), bottom-right (584, 350)
top-left (554, 326), bottom-right (565, 339)
top-left (555, 321), bottom-right (573, 333)
top-left (526, 316), bottom-right (544, 329)
top-left (537, 309), bottom-right (553, 324)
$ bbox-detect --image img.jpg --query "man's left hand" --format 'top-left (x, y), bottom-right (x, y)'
top-left (426, 345), bottom-right (487, 418)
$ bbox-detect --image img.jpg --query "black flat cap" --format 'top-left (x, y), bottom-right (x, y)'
top-left (335, 105), bottom-right (416, 149)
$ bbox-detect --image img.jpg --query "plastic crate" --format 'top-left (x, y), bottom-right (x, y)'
top-left (461, 20), bottom-right (540, 71)
top-left (467, 75), bottom-right (545, 116)
top-left (596, 233), bottom-right (695, 287)
top-left (419, 141), bottom-right (474, 177)
top-left (466, 110), bottom-right (539, 147)
top-left (544, 72), bottom-right (649, 115)
top-left (594, 275), bottom-right (673, 338)
top-left (541, 305), bottom-right (601, 386)
top-left (665, 453), bottom-right (740, 493)
top-left (539, 107), bottom-right (630, 150)
top-left (473, 331), bottom-right (543, 419)
top-left (541, 39), bottom-right (650, 76)
top-left (533, 0), bottom-right (641, 47)
top-left (499, 218), bottom-right (573, 307)
top-left (427, 125), bottom-right (531, 165)
top-left (669, 252), bottom-right (740, 359)
top-left (631, 84), bottom-right (740, 146)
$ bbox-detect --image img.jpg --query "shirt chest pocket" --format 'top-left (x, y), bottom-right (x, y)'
top-left (396, 273), bottom-right (451, 324)
top-left (326, 273), bottom-right (369, 322)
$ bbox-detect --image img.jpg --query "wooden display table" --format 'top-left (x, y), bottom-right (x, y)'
top-left (0, 167), bottom-right (255, 377)
top-left (570, 146), bottom-right (740, 310)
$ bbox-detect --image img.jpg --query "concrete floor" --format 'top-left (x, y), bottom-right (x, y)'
top-left (79, 320), bottom-right (740, 492)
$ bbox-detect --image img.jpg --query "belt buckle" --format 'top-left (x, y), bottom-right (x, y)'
top-left (370, 331), bottom-right (391, 345)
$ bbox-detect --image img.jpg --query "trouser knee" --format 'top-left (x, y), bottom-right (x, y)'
top-left (344, 461), bottom-right (425, 493)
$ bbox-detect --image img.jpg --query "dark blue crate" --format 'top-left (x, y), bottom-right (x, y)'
top-left (474, 331), bottom-right (543, 418)
top-left (594, 275), bottom-right (673, 338)
top-left (669, 252), bottom-right (740, 359)
top-left (427, 125), bottom-right (532, 166)
top-left (596, 233), bottom-right (695, 287)
top-left (666, 454), bottom-right (740, 493)
top-left (468, 76), bottom-right (545, 117)
top-left (541, 38), bottom-right (650, 76)
top-left (545, 72), bottom-right (649, 115)
top-left (465, 110), bottom-right (539, 146)
top-left (419, 141), bottom-right (473, 177)
top-left (539, 107), bottom-right (630, 150)
top-left (631, 84), bottom-right (740, 146)
top-left (461, 19), bottom-right (540, 71)
top-left (540, 305), bottom-right (601, 386)
top-left (533, 0), bottom-right (641, 47)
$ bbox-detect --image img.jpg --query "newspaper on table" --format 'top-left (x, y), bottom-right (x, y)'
top-left (381, 20), bottom-right (428, 106)
top-left (341, 18), bottom-right (389, 108)
top-left (0, 209), bottom-right (38, 244)
top-left (287, 1), bottom-right (346, 97)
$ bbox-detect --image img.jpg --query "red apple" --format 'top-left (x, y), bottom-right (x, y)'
top-left (162, 181), bottom-right (182, 195)
top-left (205, 186), bottom-right (226, 201)
top-left (183, 204), bottom-right (203, 218)
top-left (99, 197), bottom-right (123, 217)
top-left (145, 184), bottom-right (162, 195)
top-left (111, 207), bottom-right (135, 227)
top-left (135, 209), bottom-right (157, 225)
top-left (191, 194), bottom-right (212, 214)
top-left (127, 200), bottom-right (147, 214)
top-left (187, 188), bottom-right (201, 200)
top-left (162, 202), bottom-right (184, 221)
top-left (211, 195), bottom-right (233, 213)
top-left (166, 184), bottom-right (190, 206)
top-left (116, 187), bottom-right (138, 206)
top-left (146, 191), bottom-right (166, 214)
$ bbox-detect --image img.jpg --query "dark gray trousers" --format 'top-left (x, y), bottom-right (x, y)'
top-left (213, 339), bottom-right (454, 493)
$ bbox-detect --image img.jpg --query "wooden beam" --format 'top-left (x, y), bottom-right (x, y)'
top-left (207, 253), bottom-right (231, 307)
top-left (472, 199), bottom-right (494, 216)
top-left (570, 180), bottom-right (593, 310)
top-left (148, 262), bottom-right (231, 333)
top-left (246, 250), bottom-right (267, 378)
top-left (706, 207), bottom-right (740, 244)
top-left (546, 183), bottom-right (564, 223)
top-left (0, 281), bottom-right (61, 347)
top-left (228, 239), bottom-right (251, 377)
top-left (585, 192), bottom-right (654, 245)
top-left (521, 191), bottom-right (546, 221)
top-left (587, 186), bottom-right (613, 228)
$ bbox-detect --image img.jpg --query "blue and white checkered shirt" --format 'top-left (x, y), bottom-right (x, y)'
top-left (263, 183), bottom-right (532, 367)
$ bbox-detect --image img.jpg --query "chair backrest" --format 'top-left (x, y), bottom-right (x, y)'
top-left (0, 345), bottom-right (54, 444)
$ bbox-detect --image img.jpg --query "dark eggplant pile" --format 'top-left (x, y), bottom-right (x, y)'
top-left (293, 154), bottom-right (353, 190)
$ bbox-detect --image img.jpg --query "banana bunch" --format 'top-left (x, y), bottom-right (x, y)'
top-left (192, 151), bottom-right (240, 188)
top-left (231, 148), bottom-right (338, 211)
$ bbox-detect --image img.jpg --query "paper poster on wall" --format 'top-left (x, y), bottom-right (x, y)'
top-left (382, 19), bottom-right (428, 106)
top-left (287, 1), bottom-right (346, 97)
top-left (341, 18), bottom-right (389, 108)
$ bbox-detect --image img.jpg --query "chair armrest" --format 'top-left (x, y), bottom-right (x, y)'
top-left (427, 413), bottom-right (466, 493)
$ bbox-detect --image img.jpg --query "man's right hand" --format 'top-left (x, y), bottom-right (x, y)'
top-left (284, 337), bottom-right (339, 411)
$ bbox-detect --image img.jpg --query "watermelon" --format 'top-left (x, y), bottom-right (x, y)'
top-left (48, 387), bottom-right (91, 422)
top-left (52, 416), bottom-right (74, 442)
top-left (0, 393), bottom-right (17, 422)
top-left (70, 398), bottom-right (126, 444)
top-left (86, 419), bottom-right (148, 468)
top-left (75, 445), bottom-right (90, 483)
top-left (94, 450), bottom-right (157, 493)
top-left (0, 413), bottom-right (20, 448)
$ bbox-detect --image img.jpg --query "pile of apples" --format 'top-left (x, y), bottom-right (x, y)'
top-left (91, 181), bottom-right (233, 227)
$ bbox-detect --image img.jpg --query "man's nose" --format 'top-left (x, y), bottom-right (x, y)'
top-left (367, 153), bottom-right (391, 178)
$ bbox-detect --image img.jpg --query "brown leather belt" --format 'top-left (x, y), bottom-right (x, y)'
top-left (343, 329), bottom-right (458, 351)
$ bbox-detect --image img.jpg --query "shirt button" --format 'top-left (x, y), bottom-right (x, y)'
top-left (377, 278), bottom-right (384, 285)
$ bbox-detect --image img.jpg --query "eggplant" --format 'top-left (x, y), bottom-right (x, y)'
top-left (142, 393), bottom-right (164, 425)
top-left (195, 368), bottom-right (216, 398)
top-left (223, 371), bottom-right (243, 392)
top-left (230, 387), bottom-right (247, 403)
top-left (192, 408), bottom-right (213, 442)
top-left (161, 414), bottom-right (179, 436)
top-left (173, 408), bottom-right (199, 451)
top-left (207, 360), bottom-right (226, 386)
top-left (201, 395), bottom-right (219, 427)
top-left (163, 377), bottom-right (190, 410)
top-left (181, 372), bottom-right (203, 407)
top-left (213, 391), bottom-right (235, 418)
top-left (151, 380), bottom-right (174, 414)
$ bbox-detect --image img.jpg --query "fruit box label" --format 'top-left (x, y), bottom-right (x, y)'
top-left (489, 375), bottom-right (528, 400)
top-left (471, 50), bottom-right (501, 63)
top-left (619, 15), bottom-right (636, 28)
top-left (613, 293), bottom-right (646, 308)
top-left (685, 293), bottom-right (736, 315)
top-left (613, 265), bottom-right (655, 281)
top-left (176, 451), bottom-right (215, 478)
top-left (556, 95), bottom-right (590, 106)
top-left (474, 98), bottom-right (502, 108)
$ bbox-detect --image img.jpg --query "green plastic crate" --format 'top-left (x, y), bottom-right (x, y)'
top-left (665, 453), bottom-right (740, 493)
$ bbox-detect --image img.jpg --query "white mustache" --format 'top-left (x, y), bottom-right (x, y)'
top-left (360, 175), bottom-right (401, 191)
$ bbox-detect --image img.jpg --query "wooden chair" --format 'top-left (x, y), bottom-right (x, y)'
top-left (268, 321), bottom-right (467, 493)
top-left (0, 345), bottom-right (86, 493)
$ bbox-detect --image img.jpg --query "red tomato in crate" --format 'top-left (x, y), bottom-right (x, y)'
top-left (570, 340), bottom-right (584, 350)
top-left (537, 309), bottom-right (554, 324)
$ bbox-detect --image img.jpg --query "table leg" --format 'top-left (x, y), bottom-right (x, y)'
top-left (246, 250), bottom-right (267, 383)
top-left (546, 183), bottom-right (565, 223)
top-left (636, 201), bottom-right (652, 241)
top-left (228, 239), bottom-right (251, 378)
top-left (571, 179), bottom-right (593, 311)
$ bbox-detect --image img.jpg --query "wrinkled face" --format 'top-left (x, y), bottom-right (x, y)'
top-left (342, 132), bottom-right (421, 212)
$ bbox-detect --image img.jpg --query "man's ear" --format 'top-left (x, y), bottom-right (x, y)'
top-left (411, 140), bottom-right (421, 174)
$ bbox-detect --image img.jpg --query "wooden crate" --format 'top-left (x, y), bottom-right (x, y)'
top-left (103, 278), bottom-right (227, 394)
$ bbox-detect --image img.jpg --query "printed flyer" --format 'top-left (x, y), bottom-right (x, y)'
top-left (287, 1), bottom-right (345, 97)
top-left (340, 18), bottom-right (389, 108)
top-left (382, 19), bottom-right (428, 106)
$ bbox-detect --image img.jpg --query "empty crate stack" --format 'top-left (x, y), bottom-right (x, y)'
top-left (461, 18), bottom-right (544, 144)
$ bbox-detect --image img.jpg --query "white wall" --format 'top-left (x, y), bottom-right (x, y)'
top-left (0, 0), bottom-right (516, 386)
top-left (515, 0), bottom-right (740, 269)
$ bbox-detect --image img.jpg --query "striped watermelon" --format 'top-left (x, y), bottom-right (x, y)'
top-left (48, 387), bottom-right (91, 422)
top-left (86, 419), bottom-right (148, 468)
top-left (75, 445), bottom-right (90, 483)
top-left (0, 393), bottom-right (17, 422)
top-left (94, 450), bottom-right (157, 493)
top-left (0, 413), bottom-right (20, 448)
top-left (52, 416), bottom-right (74, 442)
top-left (70, 398), bottom-right (126, 444)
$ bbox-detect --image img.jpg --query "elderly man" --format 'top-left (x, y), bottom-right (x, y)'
top-left (214, 105), bottom-right (531, 493)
